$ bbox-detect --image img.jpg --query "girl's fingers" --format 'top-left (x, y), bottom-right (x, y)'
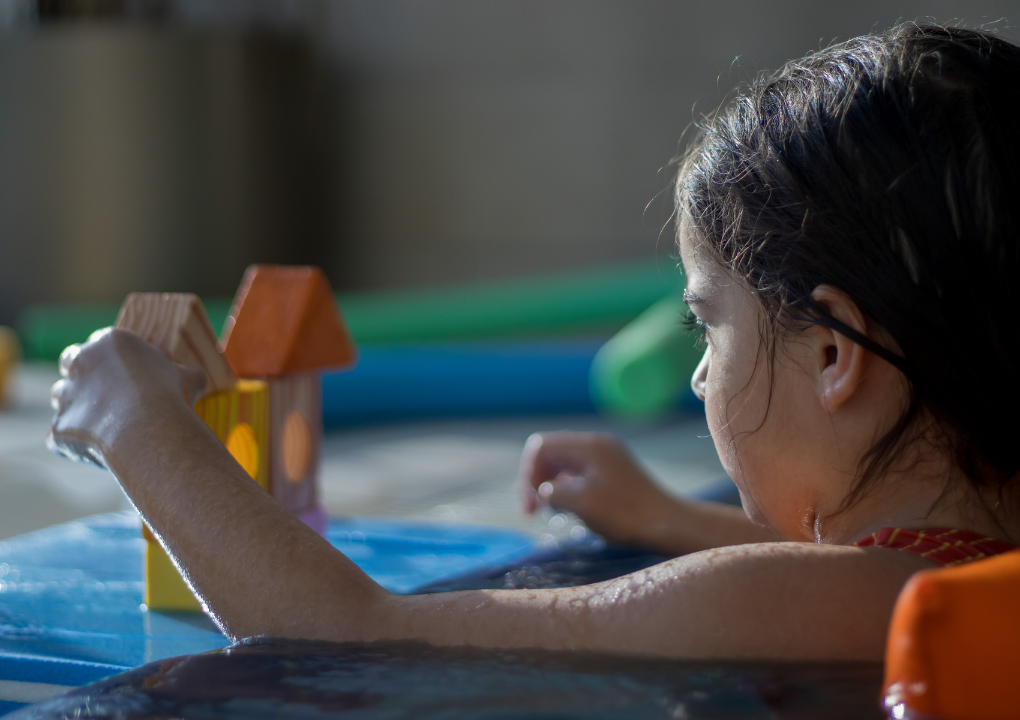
top-left (518, 434), bottom-right (546, 512)
top-left (50, 378), bottom-right (67, 413)
top-left (520, 432), bottom-right (611, 483)
top-left (59, 328), bottom-right (118, 380)
top-left (520, 432), bottom-right (590, 479)
top-left (58, 344), bottom-right (81, 379)
top-left (536, 473), bottom-right (587, 515)
top-left (519, 433), bottom-right (580, 513)
top-left (519, 432), bottom-right (607, 513)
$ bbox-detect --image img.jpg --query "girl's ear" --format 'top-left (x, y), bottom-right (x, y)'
top-left (809, 285), bottom-right (869, 414)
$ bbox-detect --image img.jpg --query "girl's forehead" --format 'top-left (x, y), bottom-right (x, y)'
top-left (679, 222), bottom-right (722, 291)
top-left (677, 217), bottom-right (700, 267)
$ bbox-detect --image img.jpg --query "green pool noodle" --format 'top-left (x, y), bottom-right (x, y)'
top-left (18, 261), bottom-right (681, 360)
top-left (589, 294), bottom-right (704, 416)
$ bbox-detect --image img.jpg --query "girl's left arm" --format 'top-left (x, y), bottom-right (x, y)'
top-left (50, 329), bottom-right (930, 661)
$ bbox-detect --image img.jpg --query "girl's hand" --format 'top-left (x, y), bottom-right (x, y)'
top-left (517, 431), bottom-right (670, 547)
top-left (48, 328), bottom-right (207, 470)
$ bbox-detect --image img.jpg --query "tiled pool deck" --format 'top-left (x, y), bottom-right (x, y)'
top-left (0, 363), bottom-right (724, 541)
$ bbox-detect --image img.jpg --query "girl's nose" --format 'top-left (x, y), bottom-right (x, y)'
top-left (691, 349), bottom-right (709, 402)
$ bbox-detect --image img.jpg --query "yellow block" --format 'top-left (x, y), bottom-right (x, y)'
top-left (0, 326), bottom-right (20, 404)
top-left (145, 379), bottom-right (269, 611)
top-left (145, 540), bottom-right (201, 612)
top-left (194, 379), bottom-right (270, 490)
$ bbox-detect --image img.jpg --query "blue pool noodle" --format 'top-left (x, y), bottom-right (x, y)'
top-left (321, 340), bottom-right (703, 426)
top-left (321, 341), bottom-right (601, 425)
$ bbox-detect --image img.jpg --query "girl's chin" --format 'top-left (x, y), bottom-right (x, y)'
top-left (740, 501), bottom-right (773, 533)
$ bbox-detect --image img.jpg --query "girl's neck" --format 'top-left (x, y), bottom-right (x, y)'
top-left (814, 463), bottom-right (1020, 546)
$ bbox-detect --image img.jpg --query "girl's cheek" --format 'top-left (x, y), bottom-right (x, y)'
top-left (701, 351), bottom-right (742, 483)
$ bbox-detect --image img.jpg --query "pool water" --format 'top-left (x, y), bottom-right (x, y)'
top-left (3, 485), bottom-right (886, 719)
top-left (10, 637), bottom-right (884, 720)
top-left (420, 539), bottom-right (672, 592)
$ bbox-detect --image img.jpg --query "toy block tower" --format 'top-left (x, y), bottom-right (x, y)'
top-left (116, 293), bottom-right (270, 611)
top-left (221, 265), bottom-right (357, 535)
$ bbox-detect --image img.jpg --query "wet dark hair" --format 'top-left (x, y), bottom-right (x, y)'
top-left (678, 23), bottom-right (1020, 509)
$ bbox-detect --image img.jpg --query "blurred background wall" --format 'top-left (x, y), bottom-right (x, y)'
top-left (0, 0), bottom-right (1018, 325)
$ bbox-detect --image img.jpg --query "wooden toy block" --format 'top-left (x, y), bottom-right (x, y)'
top-left (222, 265), bottom-right (356, 532)
top-left (221, 265), bottom-right (357, 378)
top-left (0, 325), bottom-right (20, 405)
top-left (138, 266), bottom-right (355, 610)
top-left (145, 540), bottom-right (201, 612)
top-left (120, 275), bottom-right (353, 609)
top-left (116, 292), bottom-right (237, 394)
top-left (267, 372), bottom-right (321, 513)
top-left (193, 379), bottom-right (270, 492)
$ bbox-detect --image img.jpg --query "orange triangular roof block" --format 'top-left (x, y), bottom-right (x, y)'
top-left (221, 265), bottom-right (357, 378)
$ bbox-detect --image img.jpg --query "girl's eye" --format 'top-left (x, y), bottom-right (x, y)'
top-left (681, 309), bottom-right (708, 350)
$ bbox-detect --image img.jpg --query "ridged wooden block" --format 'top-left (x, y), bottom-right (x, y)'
top-left (193, 380), bottom-right (270, 491)
top-left (116, 292), bottom-right (236, 393)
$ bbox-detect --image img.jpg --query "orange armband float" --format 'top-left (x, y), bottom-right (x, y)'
top-left (884, 548), bottom-right (1020, 719)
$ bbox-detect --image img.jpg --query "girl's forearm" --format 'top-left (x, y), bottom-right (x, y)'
top-left (105, 399), bottom-right (389, 642)
top-left (633, 493), bottom-right (781, 555)
top-left (95, 400), bottom-right (908, 662)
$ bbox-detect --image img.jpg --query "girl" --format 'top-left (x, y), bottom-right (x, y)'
top-left (50, 23), bottom-right (1020, 662)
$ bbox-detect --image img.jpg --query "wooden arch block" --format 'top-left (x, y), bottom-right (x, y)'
top-left (116, 292), bottom-right (236, 393)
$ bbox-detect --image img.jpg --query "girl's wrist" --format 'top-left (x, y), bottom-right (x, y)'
top-left (638, 494), bottom-right (699, 554)
top-left (102, 394), bottom-right (202, 485)
top-left (613, 485), bottom-right (691, 552)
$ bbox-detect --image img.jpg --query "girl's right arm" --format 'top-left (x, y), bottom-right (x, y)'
top-left (518, 432), bottom-right (779, 555)
top-left (49, 329), bottom-right (928, 662)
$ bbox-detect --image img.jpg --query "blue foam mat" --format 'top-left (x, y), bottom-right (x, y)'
top-left (0, 513), bottom-right (537, 679)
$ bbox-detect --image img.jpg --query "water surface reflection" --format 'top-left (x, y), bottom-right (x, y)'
top-left (14, 637), bottom-right (883, 719)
